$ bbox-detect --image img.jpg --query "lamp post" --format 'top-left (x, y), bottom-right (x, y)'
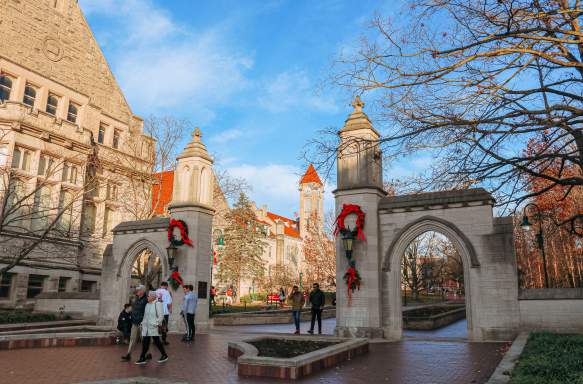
top-left (521, 203), bottom-right (550, 288)
top-left (166, 243), bottom-right (177, 270)
top-left (341, 229), bottom-right (354, 260)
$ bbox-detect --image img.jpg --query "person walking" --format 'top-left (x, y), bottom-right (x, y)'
top-left (225, 287), bottom-right (233, 306)
top-left (210, 286), bottom-right (216, 306)
top-left (181, 284), bottom-right (198, 342)
top-left (307, 283), bottom-right (325, 335)
top-left (135, 291), bottom-right (168, 365)
top-left (279, 287), bottom-right (286, 308)
top-left (121, 285), bottom-right (147, 362)
top-left (287, 285), bottom-right (305, 334)
top-left (156, 282), bottom-right (172, 345)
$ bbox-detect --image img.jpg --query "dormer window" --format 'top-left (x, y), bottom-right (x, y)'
top-left (23, 85), bottom-right (37, 108)
top-left (46, 93), bottom-right (59, 115)
top-left (67, 102), bottom-right (78, 124)
top-left (0, 74), bottom-right (12, 102)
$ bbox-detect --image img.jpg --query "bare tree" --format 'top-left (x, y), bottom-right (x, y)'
top-left (314, 1), bottom-right (582, 219)
top-left (303, 211), bottom-right (336, 289)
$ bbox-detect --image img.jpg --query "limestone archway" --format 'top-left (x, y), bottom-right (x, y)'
top-left (381, 216), bottom-right (477, 340)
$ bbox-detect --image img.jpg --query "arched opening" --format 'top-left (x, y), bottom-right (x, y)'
top-left (382, 216), bottom-right (476, 340)
top-left (131, 249), bottom-right (162, 291)
top-left (400, 231), bottom-right (467, 338)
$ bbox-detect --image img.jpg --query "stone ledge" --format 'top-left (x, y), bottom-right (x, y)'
top-left (379, 188), bottom-right (494, 211)
top-left (334, 326), bottom-right (385, 339)
top-left (0, 331), bottom-right (117, 350)
top-left (229, 335), bottom-right (368, 380)
top-left (486, 332), bottom-right (529, 384)
top-left (518, 288), bottom-right (583, 300)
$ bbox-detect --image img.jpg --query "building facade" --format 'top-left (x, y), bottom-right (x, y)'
top-left (0, 0), bottom-right (154, 310)
top-left (152, 164), bottom-right (325, 297)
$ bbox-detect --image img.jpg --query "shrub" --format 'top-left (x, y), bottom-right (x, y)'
top-left (0, 310), bottom-right (61, 324)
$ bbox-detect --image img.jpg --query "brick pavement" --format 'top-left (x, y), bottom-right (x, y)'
top-left (0, 319), bottom-right (504, 384)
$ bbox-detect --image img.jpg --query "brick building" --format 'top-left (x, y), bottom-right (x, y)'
top-left (0, 0), bottom-right (154, 311)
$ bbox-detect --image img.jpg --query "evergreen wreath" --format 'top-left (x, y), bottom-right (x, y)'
top-left (168, 218), bottom-right (193, 247)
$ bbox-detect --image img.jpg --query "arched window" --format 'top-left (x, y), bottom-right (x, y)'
top-left (67, 102), bottom-right (78, 124)
top-left (0, 74), bottom-right (12, 102)
top-left (23, 85), bottom-right (36, 108)
top-left (46, 93), bottom-right (59, 115)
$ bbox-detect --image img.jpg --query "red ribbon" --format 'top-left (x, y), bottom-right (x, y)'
top-left (344, 267), bottom-right (361, 300)
top-left (170, 271), bottom-right (184, 287)
top-left (168, 218), bottom-right (193, 246)
top-left (334, 204), bottom-right (366, 241)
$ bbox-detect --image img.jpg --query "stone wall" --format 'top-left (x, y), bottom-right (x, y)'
top-left (518, 288), bottom-right (583, 332)
top-left (34, 292), bottom-right (99, 319)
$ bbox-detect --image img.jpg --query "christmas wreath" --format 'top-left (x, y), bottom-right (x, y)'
top-left (334, 204), bottom-right (366, 301)
top-left (333, 204), bottom-right (366, 240)
top-left (168, 218), bottom-right (193, 247)
top-left (168, 270), bottom-right (184, 291)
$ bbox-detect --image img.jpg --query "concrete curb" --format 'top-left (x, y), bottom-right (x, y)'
top-left (486, 332), bottom-right (529, 384)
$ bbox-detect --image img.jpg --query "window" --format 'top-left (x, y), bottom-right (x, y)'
top-left (0, 74), bottom-right (12, 102)
top-left (113, 129), bottom-right (120, 149)
top-left (58, 277), bottom-right (70, 293)
top-left (32, 185), bottom-right (52, 231)
top-left (6, 178), bottom-right (25, 225)
top-left (82, 203), bottom-right (96, 234)
top-left (106, 183), bottom-right (118, 200)
top-left (27, 274), bottom-right (45, 298)
top-left (61, 163), bottom-right (77, 184)
top-left (67, 102), bottom-right (78, 124)
top-left (46, 93), bottom-right (59, 115)
top-left (37, 155), bottom-right (55, 177)
top-left (11, 147), bottom-right (31, 172)
top-left (0, 273), bottom-right (13, 298)
top-left (102, 207), bottom-right (113, 237)
top-left (98, 124), bottom-right (106, 144)
top-left (80, 280), bottom-right (96, 293)
top-left (23, 84), bottom-right (37, 108)
top-left (57, 190), bottom-right (73, 234)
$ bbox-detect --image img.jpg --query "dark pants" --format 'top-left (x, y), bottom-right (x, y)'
top-left (186, 313), bottom-right (195, 340)
top-left (310, 308), bottom-right (322, 333)
top-left (161, 315), bottom-right (169, 343)
top-left (140, 336), bottom-right (166, 359)
top-left (292, 310), bottom-right (301, 331)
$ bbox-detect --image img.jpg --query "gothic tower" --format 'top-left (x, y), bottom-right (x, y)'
top-left (299, 164), bottom-right (324, 235)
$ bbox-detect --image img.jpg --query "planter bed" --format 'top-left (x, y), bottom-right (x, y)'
top-left (228, 335), bottom-right (368, 380)
top-left (403, 304), bottom-right (466, 330)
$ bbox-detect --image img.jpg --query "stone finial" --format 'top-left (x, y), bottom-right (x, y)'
top-left (193, 127), bottom-right (202, 141)
top-left (351, 95), bottom-right (365, 112)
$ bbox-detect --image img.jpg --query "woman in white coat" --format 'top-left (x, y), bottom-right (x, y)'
top-left (135, 291), bottom-right (168, 364)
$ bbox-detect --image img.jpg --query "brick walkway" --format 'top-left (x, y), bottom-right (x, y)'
top-left (0, 319), bottom-right (504, 384)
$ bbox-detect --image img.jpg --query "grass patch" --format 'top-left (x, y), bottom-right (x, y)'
top-left (510, 332), bottom-right (583, 384)
top-left (0, 310), bottom-right (69, 324)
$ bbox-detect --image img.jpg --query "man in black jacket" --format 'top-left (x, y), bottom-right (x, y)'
top-left (307, 283), bottom-right (325, 334)
top-left (121, 285), bottom-right (148, 362)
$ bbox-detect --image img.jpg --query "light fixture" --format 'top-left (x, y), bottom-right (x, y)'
top-left (341, 229), bottom-right (354, 257)
top-left (166, 243), bottom-right (177, 268)
top-left (521, 214), bottom-right (532, 232)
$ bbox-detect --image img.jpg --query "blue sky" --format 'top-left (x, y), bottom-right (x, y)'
top-left (79, 0), bottom-right (414, 217)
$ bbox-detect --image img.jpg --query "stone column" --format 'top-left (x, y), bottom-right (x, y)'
top-left (334, 96), bottom-right (386, 338)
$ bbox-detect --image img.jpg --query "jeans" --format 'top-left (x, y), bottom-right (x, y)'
top-left (292, 310), bottom-right (301, 331)
top-left (185, 313), bottom-right (195, 339)
top-left (161, 315), bottom-right (169, 343)
top-left (310, 308), bottom-right (323, 333)
top-left (140, 336), bottom-right (167, 359)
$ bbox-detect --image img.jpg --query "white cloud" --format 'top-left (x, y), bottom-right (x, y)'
top-left (257, 70), bottom-right (338, 113)
top-left (209, 128), bottom-right (244, 144)
top-left (78, 0), bottom-right (253, 116)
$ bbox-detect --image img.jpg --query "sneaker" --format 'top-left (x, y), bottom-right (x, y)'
top-left (146, 353), bottom-right (152, 360)
top-left (121, 354), bottom-right (131, 362)
top-left (307, 330), bottom-right (314, 334)
top-left (158, 355), bottom-right (169, 363)
top-left (135, 358), bottom-right (147, 365)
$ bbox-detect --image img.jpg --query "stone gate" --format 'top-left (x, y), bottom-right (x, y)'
top-left (98, 129), bottom-right (214, 332)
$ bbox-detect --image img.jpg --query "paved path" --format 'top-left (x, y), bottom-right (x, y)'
top-left (0, 319), bottom-right (504, 384)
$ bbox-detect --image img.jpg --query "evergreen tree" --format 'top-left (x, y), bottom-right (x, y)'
top-left (217, 192), bottom-right (266, 300)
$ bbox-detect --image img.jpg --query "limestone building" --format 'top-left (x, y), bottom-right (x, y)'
top-left (152, 164), bottom-right (325, 296)
top-left (0, 0), bottom-right (154, 310)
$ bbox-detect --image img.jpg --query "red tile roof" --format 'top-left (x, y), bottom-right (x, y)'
top-left (300, 164), bottom-right (322, 185)
top-left (266, 212), bottom-right (301, 238)
top-left (152, 170), bottom-right (174, 215)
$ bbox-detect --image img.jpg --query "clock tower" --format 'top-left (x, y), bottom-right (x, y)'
top-left (299, 164), bottom-right (324, 235)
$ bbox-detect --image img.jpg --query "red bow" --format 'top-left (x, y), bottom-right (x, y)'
top-left (344, 267), bottom-right (361, 300)
top-left (170, 271), bottom-right (184, 286)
